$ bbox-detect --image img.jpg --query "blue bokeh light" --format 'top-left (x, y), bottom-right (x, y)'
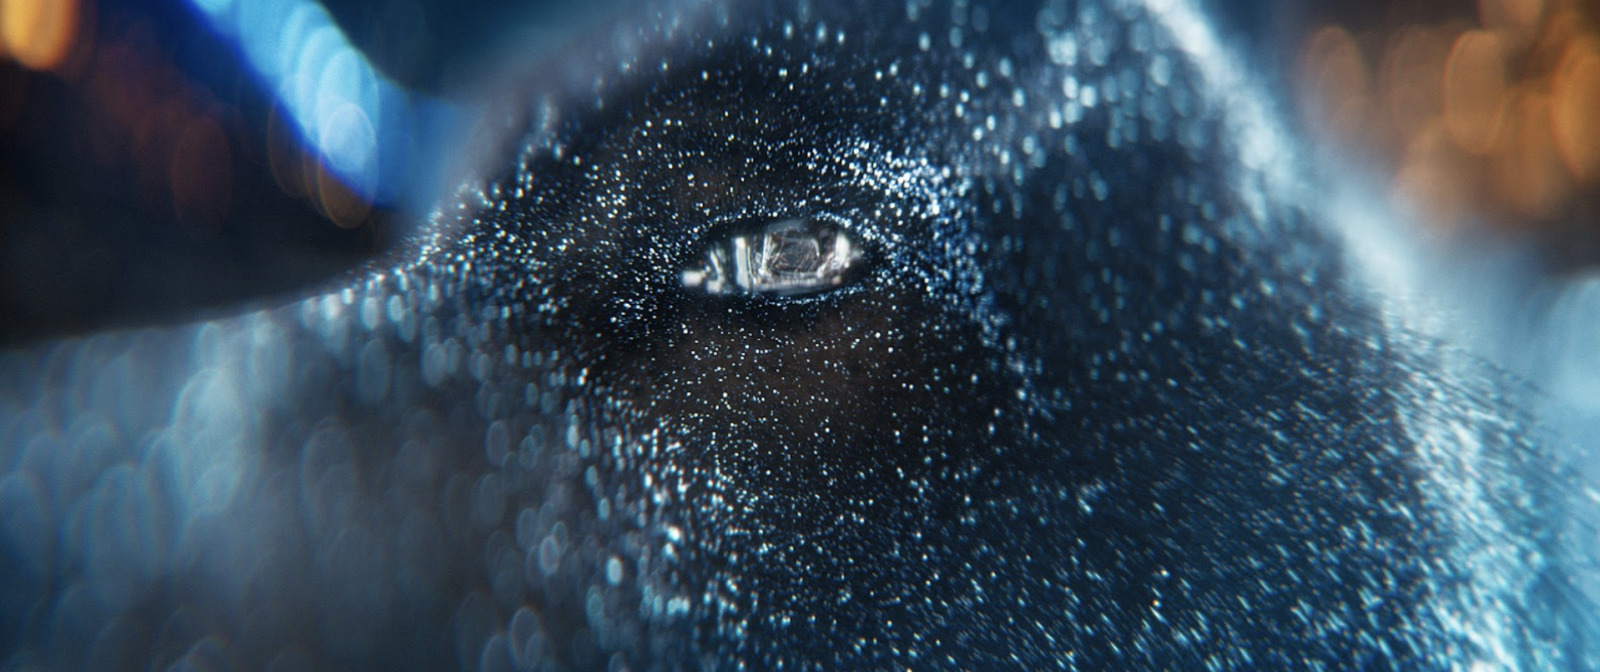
top-left (186, 0), bottom-right (459, 208)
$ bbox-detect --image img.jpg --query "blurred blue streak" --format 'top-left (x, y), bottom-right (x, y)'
top-left (185, 0), bottom-right (462, 210)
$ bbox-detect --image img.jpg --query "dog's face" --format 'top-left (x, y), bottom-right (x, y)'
top-left (0, 0), bottom-right (1583, 670)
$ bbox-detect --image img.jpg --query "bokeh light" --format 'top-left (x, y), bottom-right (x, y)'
top-left (1300, 26), bottom-right (1375, 149)
top-left (1443, 30), bottom-right (1508, 155)
top-left (1300, 0), bottom-right (1600, 235)
top-left (1, 0), bottom-right (80, 72)
top-left (186, 0), bottom-right (456, 212)
top-left (1552, 36), bottom-right (1600, 181)
top-left (0, 0), bottom-right (457, 238)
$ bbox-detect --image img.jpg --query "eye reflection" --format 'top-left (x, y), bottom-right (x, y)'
top-left (680, 218), bottom-right (865, 296)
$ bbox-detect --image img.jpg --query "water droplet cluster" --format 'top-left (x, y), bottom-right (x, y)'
top-left (0, 0), bottom-right (1583, 670)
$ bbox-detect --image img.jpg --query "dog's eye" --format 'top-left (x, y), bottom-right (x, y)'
top-left (680, 217), bottom-right (867, 297)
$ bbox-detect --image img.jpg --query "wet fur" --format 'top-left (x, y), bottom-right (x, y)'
top-left (0, 0), bottom-right (1585, 670)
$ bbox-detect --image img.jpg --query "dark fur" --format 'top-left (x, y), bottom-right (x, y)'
top-left (0, 0), bottom-right (1584, 670)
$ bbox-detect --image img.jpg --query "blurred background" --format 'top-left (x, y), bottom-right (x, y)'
top-left (1, 0), bottom-right (1597, 344)
top-left (0, 0), bottom-right (616, 344)
top-left (1297, 0), bottom-right (1600, 270)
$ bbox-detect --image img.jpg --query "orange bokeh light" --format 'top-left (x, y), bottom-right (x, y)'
top-left (1381, 26), bottom-right (1453, 140)
top-left (1480, 0), bottom-right (1547, 36)
top-left (1303, 0), bottom-right (1600, 231)
top-left (1301, 26), bottom-right (1375, 148)
top-left (1443, 30), bottom-right (1509, 155)
top-left (1493, 90), bottom-right (1571, 219)
top-left (2, 0), bottom-right (79, 72)
top-left (318, 163), bottom-right (372, 229)
top-left (1551, 37), bottom-right (1600, 182)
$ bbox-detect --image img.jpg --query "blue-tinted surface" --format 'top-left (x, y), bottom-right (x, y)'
top-left (184, 0), bottom-right (459, 207)
top-left (2, 0), bottom-right (1598, 671)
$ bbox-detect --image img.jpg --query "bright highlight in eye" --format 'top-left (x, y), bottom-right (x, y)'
top-left (681, 218), bottom-right (864, 296)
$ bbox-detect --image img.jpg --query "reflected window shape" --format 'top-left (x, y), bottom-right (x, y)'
top-left (682, 218), bottom-right (864, 296)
